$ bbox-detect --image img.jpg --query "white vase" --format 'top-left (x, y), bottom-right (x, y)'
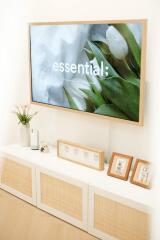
top-left (19, 124), bottom-right (30, 147)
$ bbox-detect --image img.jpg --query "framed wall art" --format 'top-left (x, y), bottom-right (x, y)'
top-left (107, 152), bottom-right (133, 180)
top-left (130, 159), bottom-right (151, 189)
top-left (29, 19), bottom-right (147, 125)
top-left (57, 139), bottom-right (104, 170)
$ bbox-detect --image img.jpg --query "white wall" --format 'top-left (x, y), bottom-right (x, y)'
top-left (0, 0), bottom-right (160, 239)
top-left (0, 0), bottom-right (154, 159)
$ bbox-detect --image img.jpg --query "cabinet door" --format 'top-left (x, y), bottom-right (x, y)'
top-left (36, 167), bottom-right (88, 230)
top-left (88, 186), bottom-right (150, 240)
top-left (0, 156), bottom-right (36, 205)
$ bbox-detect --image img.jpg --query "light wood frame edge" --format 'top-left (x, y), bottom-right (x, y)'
top-left (130, 159), bottom-right (151, 189)
top-left (107, 152), bottom-right (133, 181)
top-left (29, 19), bottom-right (146, 25)
top-left (28, 19), bottom-right (147, 126)
top-left (57, 139), bottom-right (104, 171)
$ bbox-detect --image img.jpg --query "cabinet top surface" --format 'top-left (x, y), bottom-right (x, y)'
top-left (0, 144), bottom-right (154, 209)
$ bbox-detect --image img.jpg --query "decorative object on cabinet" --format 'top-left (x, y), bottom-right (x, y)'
top-left (39, 143), bottom-right (49, 153)
top-left (29, 19), bottom-right (147, 125)
top-left (57, 139), bottom-right (104, 170)
top-left (107, 152), bottom-right (133, 180)
top-left (130, 159), bottom-right (151, 189)
top-left (30, 129), bottom-right (39, 150)
top-left (19, 124), bottom-right (31, 147)
top-left (13, 105), bottom-right (38, 147)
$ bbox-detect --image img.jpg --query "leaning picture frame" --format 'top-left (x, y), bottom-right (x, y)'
top-left (57, 139), bottom-right (104, 170)
top-left (130, 159), bottom-right (151, 189)
top-left (29, 19), bottom-right (147, 125)
top-left (107, 152), bottom-right (133, 180)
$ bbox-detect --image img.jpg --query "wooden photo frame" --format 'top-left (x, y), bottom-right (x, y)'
top-left (57, 139), bottom-right (104, 170)
top-left (29, 19), bottom-right (147, 126)
top-left (130, 159), bottom-right (151, 189)
top-left (107, 152), bottom-right (133, 180)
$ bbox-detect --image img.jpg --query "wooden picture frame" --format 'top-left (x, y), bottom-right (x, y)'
top-left (57, 139), bottom-right (104, 170)
top-left (130, 159), bottom-right (151, 189)
top-left (29, 19), bottom-right (147, 126)
top-left (107, 152), bottom-right (133, 180)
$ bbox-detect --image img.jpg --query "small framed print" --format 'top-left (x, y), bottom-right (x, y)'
top-left (130, 159), bottom-right (151, 189)
top-left (57, 139), bottom-right (104, 170)
top-left (107, 152), bottom-right (133, 180)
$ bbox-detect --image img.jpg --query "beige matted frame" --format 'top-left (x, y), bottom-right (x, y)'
top-left (57, 139), bottom-right (104, 170)
top-left (29, 19), bottom-right (147, 126)
top-left (107, 152), bottom-right (133, 181)
top-left (130, 159), bottom-right (151, 189)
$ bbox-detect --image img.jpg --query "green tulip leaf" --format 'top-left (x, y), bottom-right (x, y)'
top-left (100, 77), bottom-right (140, 121)
top-left (86, 74), bottom-right (100, 95)
top-left (84, 98), bottom-right (96, 112)
top-left (83, 48), bottom-right (94, 61)
top-left (95, 104), bottom-right (129, 120)
top-left (81, 88), bottom-right (105, 108)
top-left (64, 88), bottom-right (78, 110)
top-left (87, 41), bottom-right (119, 78)
top-left (94, 41), bottom-right (139, 83)
top-left (93, 41), bottom-right (111, 55)
top-left (113, 24), bottom-right (141, 72)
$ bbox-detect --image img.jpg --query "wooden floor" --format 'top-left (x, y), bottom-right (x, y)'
top-left (0, 189), bottom-right (98, 240)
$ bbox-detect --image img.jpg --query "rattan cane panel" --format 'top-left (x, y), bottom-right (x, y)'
top-left (1, 158), bottom-right (32, 196)
top-left (40, 173), bottom-right (82, 220)
top-left (94, 194), bottom-right (150, 240)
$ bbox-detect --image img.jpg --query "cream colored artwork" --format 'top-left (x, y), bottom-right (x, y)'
top-left (136, 163), bottom-right (151, 185)
top-left (112, 156), bottom-right (127, 176)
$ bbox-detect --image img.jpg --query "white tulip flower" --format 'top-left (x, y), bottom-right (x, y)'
top-left (64, 77), bottom-right (90, 110)
top-left (106, 26), bottom-right (128, 60)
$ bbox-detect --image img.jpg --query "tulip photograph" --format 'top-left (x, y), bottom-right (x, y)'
top-left (30, 21), bottom-right (143, 122)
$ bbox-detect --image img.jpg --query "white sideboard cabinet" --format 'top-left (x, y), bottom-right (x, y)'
top-left (36, 167), bottom-right (88, 230)
top-left (0, 145), bottom-right (153, 240)
top-left (88, 186), bottom-right (150, 240)
top-left (0, 155), bottom-right (36, 205)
